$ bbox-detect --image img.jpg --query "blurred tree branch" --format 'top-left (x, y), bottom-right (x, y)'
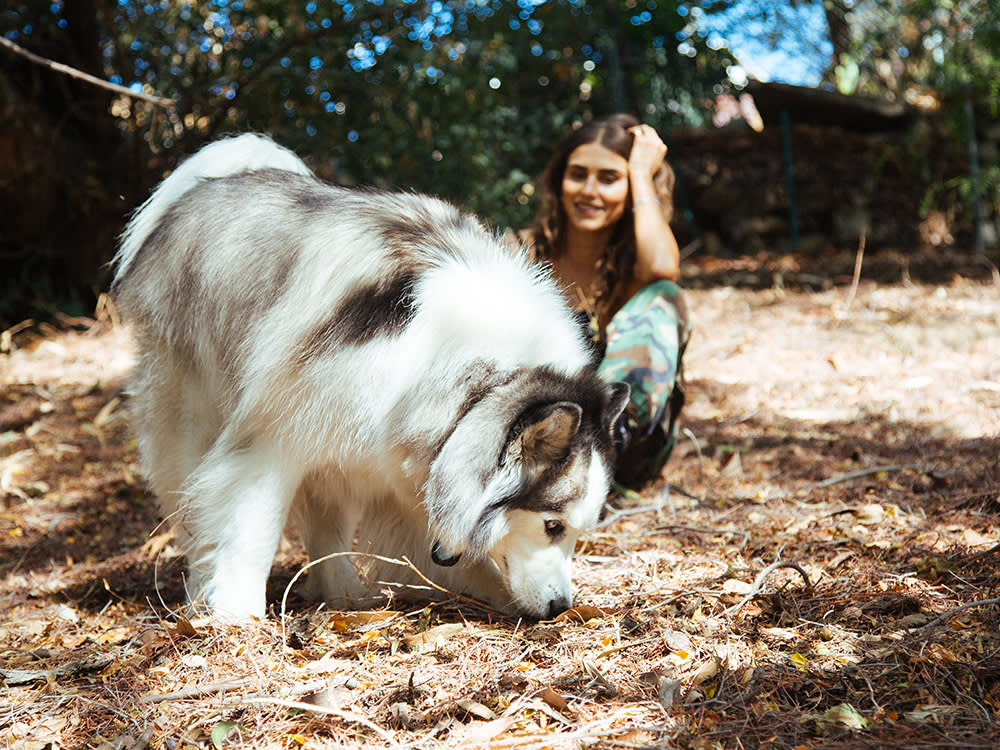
top-left (0, 34), bottom-right (174, 108)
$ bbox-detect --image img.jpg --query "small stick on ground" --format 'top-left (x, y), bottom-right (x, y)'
top-left (1, 655), bottom-right (114, 686)
top-left (721, 559), bottom-right (812, 619)
top-left (279, 551), bottom-right (499, 646)
top-left (838, 231), bottom-right (866, 319)
top-left (140, 678), bottom-right (254, 703)
top-left (814, 464), bottom-right (912, 489)
top-left (236, 695), bottom-right (402, 748)
top-left (914, 596), bottom-right (1000, 631)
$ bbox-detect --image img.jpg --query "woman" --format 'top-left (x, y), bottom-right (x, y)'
top-left (514, 114), bottom-right (690, 487)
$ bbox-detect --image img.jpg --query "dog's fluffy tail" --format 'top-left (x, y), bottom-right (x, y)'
top-left (114, 133), bottom-right (313, 283)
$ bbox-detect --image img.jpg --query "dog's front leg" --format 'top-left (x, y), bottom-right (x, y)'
top-left (294, 477), bottom-right (370, 606)
top-left (180, 440), bottom-right (299, 621)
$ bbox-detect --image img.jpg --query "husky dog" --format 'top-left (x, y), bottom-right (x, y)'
top-left (113, 134), bottom-right (628, 621)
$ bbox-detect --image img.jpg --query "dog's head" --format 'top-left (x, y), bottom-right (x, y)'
top-left (424, 368), bottom-right (629, 619)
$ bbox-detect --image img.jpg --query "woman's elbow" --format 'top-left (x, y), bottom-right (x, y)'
top-left (643, 258), bottom-right (680, 283)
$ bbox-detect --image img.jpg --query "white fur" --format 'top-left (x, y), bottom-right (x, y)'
top-left (115, 134), bottom-right (311, 282)
top-left (114, 134), bottom-right (625, 621)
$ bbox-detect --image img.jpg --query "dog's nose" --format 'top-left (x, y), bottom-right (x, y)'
top-left (545, 596), bottom-right (571, 620)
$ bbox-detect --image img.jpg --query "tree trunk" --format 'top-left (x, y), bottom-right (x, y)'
top-left (1, 5), bottom-right (133, 325)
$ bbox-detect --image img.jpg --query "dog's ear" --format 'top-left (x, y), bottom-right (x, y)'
top-left (505, 402), bottom-right (582, 466)
top-left (424, 401), bottom-right (584, 566)
top-left (603, 382), bottom-right (630, 437)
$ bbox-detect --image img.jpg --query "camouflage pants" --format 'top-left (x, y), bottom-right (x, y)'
top-left (597, 280), bottom-right (690, 486)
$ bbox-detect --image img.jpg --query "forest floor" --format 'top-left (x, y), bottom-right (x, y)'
top-left (1, 251), bottom-right (999, 749)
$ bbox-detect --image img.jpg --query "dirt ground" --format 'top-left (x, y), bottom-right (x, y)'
top-left (1, 260), bottom-right (999, 749)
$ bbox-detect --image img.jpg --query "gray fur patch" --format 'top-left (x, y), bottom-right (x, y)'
top-left (430, 362), bottom-right (517, 456)
top-left (371, 199), bottom-right (480, 259)
top-left (298, 268), bottom-right (420, 359)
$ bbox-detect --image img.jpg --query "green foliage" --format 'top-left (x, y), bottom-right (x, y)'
top-left (3, 1), bottom-right (735, 233)
top-left (828, 0), bottom-right (1000, 102)
top-left (826, 0), bottom-right (1000, 232)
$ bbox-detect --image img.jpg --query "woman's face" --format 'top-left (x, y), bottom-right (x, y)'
top-left (560, 143), bottom-right (630, 233)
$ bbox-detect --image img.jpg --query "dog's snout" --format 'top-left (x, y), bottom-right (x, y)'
top-left (545, 596), bottom-right (571, 620)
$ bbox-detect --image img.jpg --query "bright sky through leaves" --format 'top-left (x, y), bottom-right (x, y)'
top-left (690, 1), bottom-right (833, 86)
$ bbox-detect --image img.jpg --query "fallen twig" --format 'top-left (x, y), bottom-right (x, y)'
top-left (655, 524), bottom-right (749, 546)
top-left (0, 654), bottom-right (114, 686)
top-left (235, 695), bottom-right (402, 748)
top-left (915, 597), bottom-right (1000, 632)
top-left (837, 231), bottom-right (866, 319)
top-left (665, 482), bottom-right (707, 501)
top-left (278, 550), bottom-right (498, 647)
top-left (0, 319), bottom-right (35, 354)
top-left (814, 464), bottom-right (913, 489)
top-left (140, 677), bottom-right (253, 703)
top-left (979, 256), bottom-right (1000, 285)
top-left (721, 558), bottom-right (812, 618)
top-left (681, 427), bottom-right (715, 501)
top-left (595, 635), bottom-right (659, 659)
top-left (599, 497), bottom-right (663, 528)
top-left (605, 483), bottom-right (703, 522)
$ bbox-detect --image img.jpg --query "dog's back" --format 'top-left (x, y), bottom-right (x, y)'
top-left (114, 135), bottom-right (625, 619)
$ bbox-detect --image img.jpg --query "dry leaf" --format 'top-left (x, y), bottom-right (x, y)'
top-left (538, 686), bottom-right (569, 712)
top-left (140, 532), bottom-right (175, 560)
top-left (19, 619), bottom-right (49, 637)
top-left (903, 704), bottom-right (964, 725)
top-left (93, 396), bottom-right (122, 427)
top-left (403, 623), bottom-right (466, 653)
top-left (302, 655), bottom-right (357, 675)
top-left (554, 604), bottom-right (606, 623)
top-left (95, 626), bottom-right (135, 646)
top-left (452, 716), bottom-right (516, 746)
top-left (335, 610), bottom-right (401, 629)
top-left (690, 657), bottom-right (719, 685)
top-left (389, 702), bottom-right (413, 728)
top-left (962, 528), bottom-right (995, 547)
top-left (173, 616), bottom-right (198, 637)
top-left (761, 626), bottom-right (799, 641)
top-left (657, 676), bottom-right (680, 710)
top-left (722, 578), bottom-right (753, 595)
top-left (456, 699), bottom-right (496, 720)
top-left (814, 703), bottom-right (868, 731)
top-left (818, 625), bottom-right (838, 641)
top-left (662, 629), bottom-right (694, 657)
top-left (524, 625), bottom-right (561, 643)
top-left (303, 685), bottom-right (354, 710)
top-left (895, 613), bottom-right (928, 629)
top-left (826, 550), bottom-right (855, 569)
top-left (53, 603), bottom-right (79, 623)
top-left (855, 503), bottom-right (884, 524)
top-left (720, 451), bottom-right (743, 478)
top-left (922, 643), bottom-right (959, 664)
top-left (915, 555), bottom-right (957, 582)
top-left (180, 653), bottom-right (207, 669)
top-left (616, 729), bottom-right (655, 745)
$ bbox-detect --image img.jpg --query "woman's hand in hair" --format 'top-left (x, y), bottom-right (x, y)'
top-left (627, 125), bottom-right (667, 188)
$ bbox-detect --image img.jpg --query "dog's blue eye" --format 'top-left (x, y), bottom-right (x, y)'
top-left (544, 520), bottom-right (565, 540)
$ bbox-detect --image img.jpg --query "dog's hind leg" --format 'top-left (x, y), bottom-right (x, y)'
top-left (130, 345), bottom-right (226, 551)
top-left (179, 434), bottom-right (300, 620)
